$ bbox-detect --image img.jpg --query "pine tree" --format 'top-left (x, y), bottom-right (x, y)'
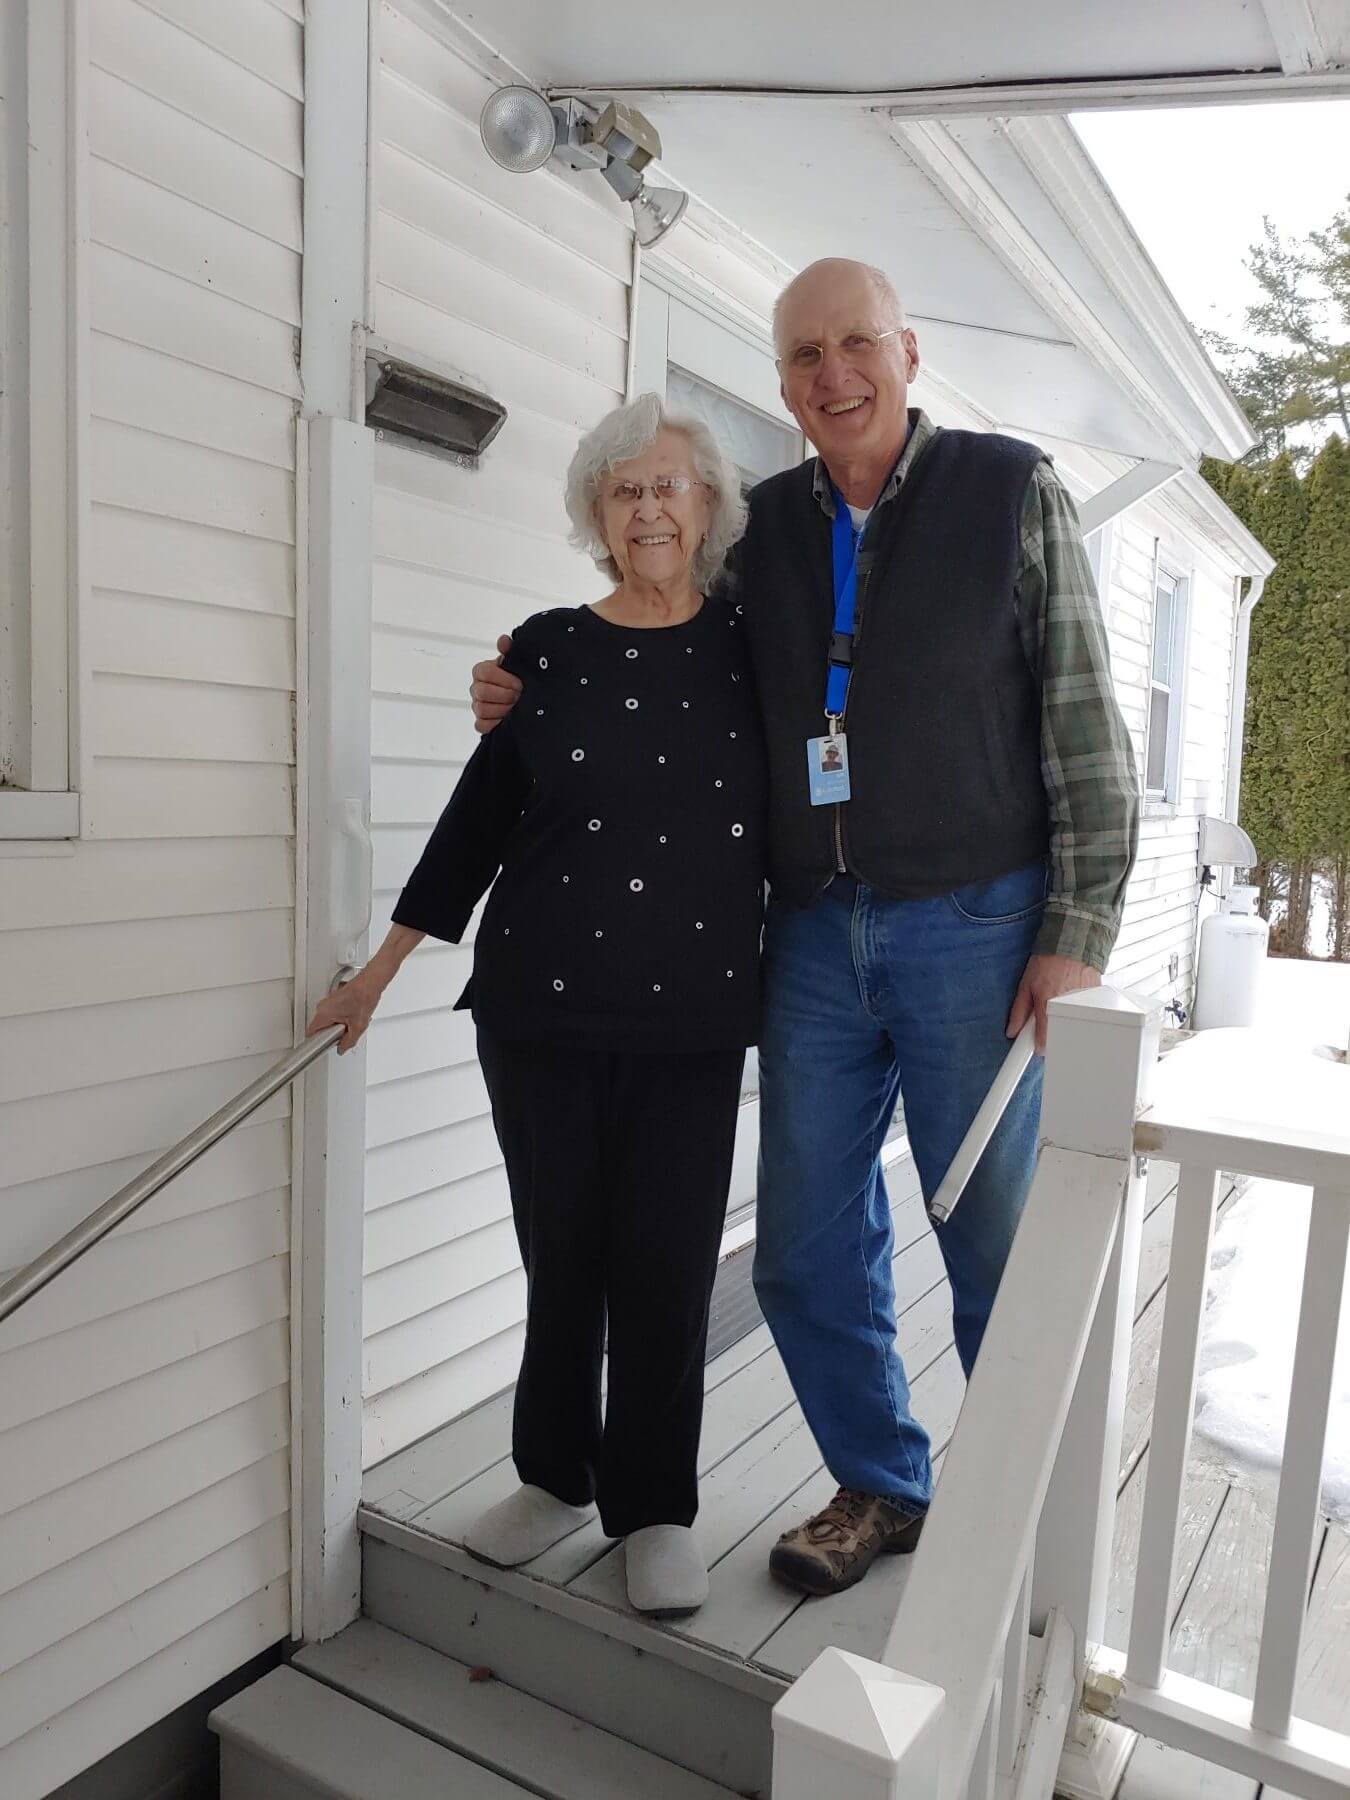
top-left (1238, 455), bottom-right (1308, 910)
top-left (1301, 437), bottom-right (1350, 953)
top-left (1205, 443), bottom-right (1350, 959)
top-left (1204, 198), bottom-right (1350, 465)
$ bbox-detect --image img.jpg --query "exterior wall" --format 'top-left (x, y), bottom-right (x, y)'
top-left (0, 2), bottom-right (303, 1792)
top-left (360, 3), bottom-right (633, 1466)
top-left (1103, 502), bottom-right (1238, 1006)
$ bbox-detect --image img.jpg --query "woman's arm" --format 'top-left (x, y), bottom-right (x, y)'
top-left (391, 718), bottom-right (532, 943)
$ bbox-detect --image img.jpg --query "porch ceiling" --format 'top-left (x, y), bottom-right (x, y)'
top-left (457, 0), bottom-right (1350, 96)
top-left (633, 101), bottom-right (1244, 464)
top-left (440, 0), bottom-right (1313, 468)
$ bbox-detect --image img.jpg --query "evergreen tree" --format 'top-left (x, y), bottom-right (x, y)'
top-left (1302, 437), bottom-right (1350, 953)
top-left (1236, 455), bottom-right (1308, 886)
top-left (1205, 198), bottom-right (1350, 465)
top-left (1204, 445), bottom-right (1350, 958)
top-left (1203, 199), bottom-right (1350, 958)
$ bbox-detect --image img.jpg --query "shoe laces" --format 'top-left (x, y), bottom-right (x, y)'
top-left (806, 1487), bottom-right (874, 1545)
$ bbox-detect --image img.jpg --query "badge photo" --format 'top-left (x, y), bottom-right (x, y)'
top-left (807, 732), bottom-right (851, 806)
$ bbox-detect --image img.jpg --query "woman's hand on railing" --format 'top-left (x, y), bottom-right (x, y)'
top-left (306, 924), bottom-right (426, 1053)
top-left (306, 965), bottom-right (384, 1053)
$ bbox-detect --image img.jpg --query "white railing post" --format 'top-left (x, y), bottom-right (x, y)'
top-left (881, 988), bottom-right (1155, 1800)
top-left (1250, 1182), bottom-right (1350, 1738)
top-left (1032, 989), bottom-right (1159, 1800)
top-left (772, 1649), bottom-right (945, 1800)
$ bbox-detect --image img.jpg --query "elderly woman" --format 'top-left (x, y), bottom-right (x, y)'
top-left (308, 394), bottom-right (765, 1616)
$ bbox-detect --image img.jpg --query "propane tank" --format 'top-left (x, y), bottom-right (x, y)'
top-left (1192, 884), bottom-right (1269, 1030)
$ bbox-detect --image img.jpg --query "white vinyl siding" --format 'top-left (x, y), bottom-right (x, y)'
top-left (1103, 511), bottom-right (1237, 1005)
top-left (0, 2), bottom-right (302, 1793)
top-left (360, 4), bottom-right (631, 1468)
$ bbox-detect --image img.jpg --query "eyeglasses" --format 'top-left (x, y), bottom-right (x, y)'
top-left (604, 474), bottom-right (706, 505)
top-left (778, 328), bottom-right (901, 374)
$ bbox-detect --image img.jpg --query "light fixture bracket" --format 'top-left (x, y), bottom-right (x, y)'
top-left (549, 96), bottom-right (609, 174)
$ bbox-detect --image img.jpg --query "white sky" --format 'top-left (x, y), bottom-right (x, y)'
top-left (1072, 102), bottom-right (1350, 342)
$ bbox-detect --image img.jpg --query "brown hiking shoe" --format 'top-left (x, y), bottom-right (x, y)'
top-left (769, 1487), bottom-right (925, 1597)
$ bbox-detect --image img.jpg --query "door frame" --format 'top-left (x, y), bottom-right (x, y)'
top-left (626, 263), bottom-right (808, 1252)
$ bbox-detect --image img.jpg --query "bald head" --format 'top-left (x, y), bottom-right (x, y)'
top-left (772, 257), bottom-right (919, 498)
top-left (772, 259), bottom-right (906, 353)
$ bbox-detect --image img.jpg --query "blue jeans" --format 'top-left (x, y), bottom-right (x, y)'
top-left (753, 862), bottom-right (1048, 1512)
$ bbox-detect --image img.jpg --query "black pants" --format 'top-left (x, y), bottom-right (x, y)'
top-left (477, 1031), bottom-right (745, 1538)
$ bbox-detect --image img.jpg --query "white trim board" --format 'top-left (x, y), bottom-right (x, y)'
top-left (294, 0), bottom-right (375, 1648)
top-left (1, 0), bottom-right (89, 839)
top-left (0, 789), bottom-right (81, 838)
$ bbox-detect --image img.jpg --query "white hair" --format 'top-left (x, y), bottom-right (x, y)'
top-left (564, 392), bottom-right (748, 591)
top-left (771, 260), bottom-right (907, 351)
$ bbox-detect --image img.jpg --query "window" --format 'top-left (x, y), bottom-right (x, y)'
top-left (1145, 565), bottom-right (1189, 806)
top-left (0, 0), bottom-right (81, 840)
top-left (629, 275), bottom-right (804, 485)
top-left (665, 366), bottom-right (800, 495)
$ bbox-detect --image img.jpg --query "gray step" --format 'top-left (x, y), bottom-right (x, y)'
top-left (362, 1525), bottom-right (781, 1796)
top-left (209, 1664), bottom-right (536, 1799)
top-left (296, 1619), bottom-right (744, 1799)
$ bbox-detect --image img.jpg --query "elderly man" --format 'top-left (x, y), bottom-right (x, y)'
top-left (471, 257), bottom-right (1138, 1598)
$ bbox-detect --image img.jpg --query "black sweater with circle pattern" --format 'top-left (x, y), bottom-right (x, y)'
top-left (391, 599), bottom-right (767, 1050)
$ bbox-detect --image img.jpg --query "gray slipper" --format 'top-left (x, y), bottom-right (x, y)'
top-left (463, 1484), bottom-right (595, 1568)
top-left (625, 1525), bottom-right (709, 1617)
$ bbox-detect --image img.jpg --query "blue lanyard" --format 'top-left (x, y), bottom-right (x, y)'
top-left (825, 491), bottom-right (864, 719)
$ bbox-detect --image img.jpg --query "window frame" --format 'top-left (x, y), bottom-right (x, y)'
top-left (0, 0), bottom-right (86, 843)
top-left (1143, 554), bottom-right (1192, 812)
top-left (629, 269), bottom-right (805, 472)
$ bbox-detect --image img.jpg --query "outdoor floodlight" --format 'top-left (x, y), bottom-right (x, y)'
top-left (629, 183), bottom-right (689, 247)
top-left (479, 86), bottom-right (558, 174)
top-left (479, 86), bottom-right (689, 248)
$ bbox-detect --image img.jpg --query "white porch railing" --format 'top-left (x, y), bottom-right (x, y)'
top-left (771, 991), bottom-right (1350, 1800)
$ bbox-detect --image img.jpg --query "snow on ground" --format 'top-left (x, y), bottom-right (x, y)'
top-left (1193, 1178), bottom-right (1350, 1523)
top-left (1254, 951), bottom-right (1350, 1056)
top-left (1190, 957), bottom-right (1350, 1521)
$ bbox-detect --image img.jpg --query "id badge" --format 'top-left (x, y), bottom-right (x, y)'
top-left (807, 732), bottom-right (851, 806)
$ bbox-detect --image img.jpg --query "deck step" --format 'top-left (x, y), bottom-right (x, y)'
top-left (295, 1619), bottom-right (744, 1798)
top-left (209, 1664), bottom-right (536, 1799)
top-left (361, 1520), bottom-right (783, 1796)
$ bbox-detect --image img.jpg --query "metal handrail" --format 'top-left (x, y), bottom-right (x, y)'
top-left (0, 969), bottom-right (356, 1327)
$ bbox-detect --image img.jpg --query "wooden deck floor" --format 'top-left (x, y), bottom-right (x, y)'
top-left (362, 1156), bottom-right (1350, 1800)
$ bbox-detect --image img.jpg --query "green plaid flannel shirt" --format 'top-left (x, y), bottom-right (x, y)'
top-left (814, 411), bottom-right (1139, 971)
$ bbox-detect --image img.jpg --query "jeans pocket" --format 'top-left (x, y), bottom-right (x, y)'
top-left (948, 860), bottom-right (1049, 925)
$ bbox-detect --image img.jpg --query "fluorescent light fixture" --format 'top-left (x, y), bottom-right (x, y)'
top-left (365, 350), bottom-right (507, 464)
